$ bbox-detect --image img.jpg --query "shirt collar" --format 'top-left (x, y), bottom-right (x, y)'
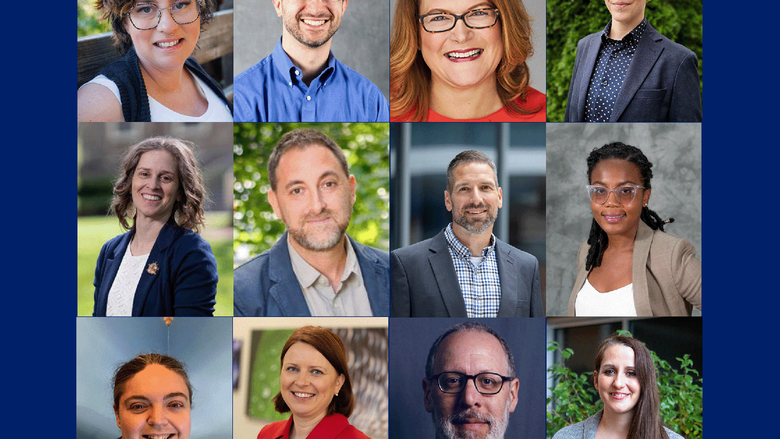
top-left (601, 17), bottom-right (648, 43)
top-left (271, 37), bottom-right (337, 85)
top-left (444, 223), bottom-right (496, 259)
top-left (286, 235), bottom-right (359, 288)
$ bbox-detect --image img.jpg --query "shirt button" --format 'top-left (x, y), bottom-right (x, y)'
top-left (288, 82), bottom-right (292, 86)
top-left (295, 70), bottom-right (300, 75)
top-left (306, 96), bottom-right (311, 101)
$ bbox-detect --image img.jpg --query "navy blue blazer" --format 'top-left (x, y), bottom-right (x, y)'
top-left (233, 233), bottom-right (390, 316)
top-left (565, 22), bottom-right (702, 122)
top-left (390, 229), bottom-right (544, 317)
top-left (93, 220), bottom-right (218, 316)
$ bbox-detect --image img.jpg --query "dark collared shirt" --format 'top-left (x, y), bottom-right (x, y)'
top-left (233, 39), bottom-right (389, 122)
top-left (585, 18), bottom-right (648, 122)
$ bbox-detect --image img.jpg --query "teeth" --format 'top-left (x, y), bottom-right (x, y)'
top-left (143, 435), bottom-right (172, 439)
top-left (293, 392), bottom-right (314, 398)
top-left (446, 49), bottom-right (482, 59)
top-left (143, 194), bottom-right (161, 201)
top-left (302, 19), bottom-right (326, 26)
top-left (156, 39), bottom-right (180, 48)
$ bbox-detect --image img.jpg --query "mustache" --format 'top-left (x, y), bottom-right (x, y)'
top-left (462, 203), bottom-right (489, 210)
top-left (450, 409), bottom-right (494, 425)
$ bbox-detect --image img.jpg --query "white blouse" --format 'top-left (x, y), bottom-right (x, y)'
top-left (575, 279), bottom-right (637, 317)
top-left (105, 245), bottom-right (149, 316)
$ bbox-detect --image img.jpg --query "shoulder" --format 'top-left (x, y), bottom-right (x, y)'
top-left (167, 227), bottom-right (212, 252)
top-left (235, 54), bottom-right (274, 84)
top-left (257, 419), bottom-right (290, 439)
top-left (334, 59), bottom-right (383, 94)
top-left (648, 229), bottom-right (696, 256)
top-left (98, 232), bottom-right (130, 258)
top-left (391, 235), bottom-right (439, 261)
top-left (646, 24), bottom-right (697, 60)
top-left (577, 31), bottom-right (602, 49)
top-left (663, 426), bottom-right (685, 439)
top-left (496, 238), bottom-right (539, 266)
top-left (551, 421), bottom-right (586, 439)
top-left (351, 239), bottom-right (389, 265)
top-left (234, 247), bottom-right (273, 278)
top-left (77, 79), bottom-right (124, 122)
top-left (339, 425), bottom-right (372, 439)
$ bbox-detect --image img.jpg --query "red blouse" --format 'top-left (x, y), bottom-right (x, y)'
top-left (391, 87), bottom-right (547, 122)
top-left (257, 414), bottom-right (371, 439)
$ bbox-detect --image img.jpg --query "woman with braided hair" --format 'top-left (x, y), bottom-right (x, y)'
top-left (567, 142), bottom-right (701, 316)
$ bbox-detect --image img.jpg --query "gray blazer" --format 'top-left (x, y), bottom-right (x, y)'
top-left (552, 410), bottom-right (684, 439)
top-left (565, 22), bottom-right (701, 122)
top-left (568, 222), bottom-right (702, 316)
top-left (390, 229), bottom-right (543, 317)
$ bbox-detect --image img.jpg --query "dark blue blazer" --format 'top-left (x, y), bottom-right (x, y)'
top-left (93, 220), bottom-right (218, 316)
top-left (390, 229), bottom-right (544, 317)
top-left (565, 22), bottom-right (702, 122)
top-left (233, 233), bottom-right (390, 316)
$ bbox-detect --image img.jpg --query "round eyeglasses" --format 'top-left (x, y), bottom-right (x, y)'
top-left (428, 372), bottom-right (512, 395)
top-left (419, 8), bottom-right (500, 33)
top-left (586, 184), bottom-right (646, 205)
top-left (127, 1), bottom-right (201, 31)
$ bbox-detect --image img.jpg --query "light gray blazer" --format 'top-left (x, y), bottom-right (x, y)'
top-left (551, 410), bottom-right (684, 439)
top-left (568, 221), bottom-right (701, 316)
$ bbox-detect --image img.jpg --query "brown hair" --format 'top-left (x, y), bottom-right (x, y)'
top-left (110, 136), bottom-right (207, 232)
top-left (446, 150), bottom-right (498, 193)
top-left (593, 335), bottom-right (669, 439)
top-left (272, 326), bottom-right (355, 418)
top-left (390, 0), bottom-right (539, 121)
top-left (267, 128), bottom-right (350, 191)
top-left (96, 0), bottom-right (215, 54)
top-left (112, 353), bottom-right (193, 410)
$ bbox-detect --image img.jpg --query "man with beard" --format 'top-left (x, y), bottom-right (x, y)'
top-left (391, 150), bottom-right (543, 317)
top-left (233, 128), bottom-right (389, 316)
top-left (233, 0), bottom-right (389, 122)
top-left (424, 322), bottom-right (519, 439)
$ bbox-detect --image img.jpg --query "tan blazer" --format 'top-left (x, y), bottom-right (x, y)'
top-left (568, 222), bottom-right (701, 316)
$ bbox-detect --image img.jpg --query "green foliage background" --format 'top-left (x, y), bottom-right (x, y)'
top-left (546, 1), bottom-right (703, 121)
top-left (77, 0), bottom-right (111, 37)
top-left (233, 123), bottom-right (390, 265)
top-left (546, 331), bottom-right (703, 439)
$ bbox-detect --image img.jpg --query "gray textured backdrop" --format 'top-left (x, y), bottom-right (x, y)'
top-left (545, 123), bottom-right (702, 316)
top-left (234, 0), bottom-right (390, 101)
top-left (390, 0), bottom-right (547, 94)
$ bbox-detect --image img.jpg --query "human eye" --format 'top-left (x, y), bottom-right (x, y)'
top-left (168, 401), bottom-right (186, 409)
top-left (426, 13), bottom-right (451, 23)
top-left (128, 402), bottom-right (147, 411)
top-left (285, 365), bottom-right (299, 373)
top-left (618, 186), bottom-right (635, 195)
top-left (310, 369), bottom-right (324, 375)
top-left (468, 8), bottom-right (490, 17)
top-left (173, 1), bottom-right (191, 11)
top-left (134, 3), bottom-right (157, 15)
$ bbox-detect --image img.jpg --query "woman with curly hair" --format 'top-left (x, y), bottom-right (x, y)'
top-left (93, 136), bottom-right (218, 316)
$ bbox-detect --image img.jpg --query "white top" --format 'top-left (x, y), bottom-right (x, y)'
top-left (105, 245), bottom-right (149, 316)
top-left (575, 279), bottom-right (637, 316)
top-left (83, 72), bottom-right (233, 122)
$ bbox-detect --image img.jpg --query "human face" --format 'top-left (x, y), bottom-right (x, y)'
top-left (594, 344), bottom-right (641, 417)
top-left (275, 0), bottom-right (348, 49)
top-left (589, 158), bottom-right (650, 240)
top-left (280, 342), bottom-right (345, 423)
top-left (445, 162), bottom-right (502, 237)
top-left (125, 1), bottom-right (201, 73)
top-left (268, 145), bottom-right (356, 252)
top-left (131, 149), bottom-right (180, 225)
top-left (114, 364), bottom-right (191, 439)
top-left (424, 331), bottom-right (518, 439)
top-left (604, 0), bottom-right (647, 30)
top-left (419, 0), bottom-right (503, 92)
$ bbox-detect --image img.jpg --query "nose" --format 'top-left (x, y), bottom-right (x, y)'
top-left (604, 189), bottom-right (620, 206)
top-left (156, 7), bottom-right (179, 33)
top-left (458, 377), bottom-right (483, 407)
top-left (147, 405), bottom-right (169, 427)
top-left (295, 373), bottom-right (310, 387)
top-left (310, 189), bottom-right (327, 213)
top-left (613, 372), bottom-right (626, 388)
top-left (448, 18), bottom-right (473, 43)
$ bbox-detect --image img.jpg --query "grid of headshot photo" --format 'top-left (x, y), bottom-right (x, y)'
top-left (75, 1), bottom-right (704, 439)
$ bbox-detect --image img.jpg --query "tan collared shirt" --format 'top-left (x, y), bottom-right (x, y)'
top-left (287, 238), bottom-right (374, 316)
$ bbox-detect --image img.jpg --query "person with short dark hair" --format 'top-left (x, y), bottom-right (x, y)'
top-left (391, 150), bottom-right (543, 317)
top-left (233, 128), bottom-right (389, 317)
top-left (93, 137), bottom-right (218, 316)
top-left (257, 326), bottom-right (370, 439)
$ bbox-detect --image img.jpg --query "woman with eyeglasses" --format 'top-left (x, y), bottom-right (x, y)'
top-left (257, 326), bottom-right (371, 439)
top-left (390, 0), bottom-right (545, 122)
top-left (567, 142), bottom-right (701, 316)
top-left (78, 0), bottom-right (232, 122)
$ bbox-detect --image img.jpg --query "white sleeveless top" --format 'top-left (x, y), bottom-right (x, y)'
top-left (83, 71), bottom-right (233, 122)
top-left (105, 245), bottom-right (150, 316)
top-left (575, 279), bottom-right (637, 316)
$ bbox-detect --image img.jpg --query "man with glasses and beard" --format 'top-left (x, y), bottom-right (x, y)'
top-left (233, 128), bottom-right (389, 316)
top-left (233, 0), bottom-right (389, 122)
top-left (391, 150), bottom-right (543, 317)
top-left (424, 322), bottom-right (519, 439)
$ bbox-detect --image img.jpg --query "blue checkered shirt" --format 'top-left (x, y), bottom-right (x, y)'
top-left (444, 224), bottom-right (501, 318)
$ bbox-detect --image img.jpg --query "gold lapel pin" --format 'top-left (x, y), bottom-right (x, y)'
top-left (146, 262), bottom-right (159, 275)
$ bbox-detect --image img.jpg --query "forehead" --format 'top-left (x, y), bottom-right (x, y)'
top-left (434, 331), bottom-right (509, 375)
top-left (275, 144), bottom-right (346, 182)
top-left (283, 342), bottom-right (334, 368)
top-left (590, 158), bottom-right (642, 184)
top-left (137, 149), bottom-right (178, 170)
top-left (121, 364), bottom-right (189, 402)
top-left (420, 0), bottom-right (495, 12)
top-left (600, 344), bottom-right (636, 367)
top-left (451, 161), bottom-right (497, 185)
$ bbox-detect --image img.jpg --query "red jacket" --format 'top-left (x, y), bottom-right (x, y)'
top-left (257, 414), bottom-right (371, 439)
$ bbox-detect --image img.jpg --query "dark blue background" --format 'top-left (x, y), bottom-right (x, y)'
top-left (3, 2), bottom-right (772, 436)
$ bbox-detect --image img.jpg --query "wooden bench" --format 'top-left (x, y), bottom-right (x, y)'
top-left (77, 9), bottom-right (233, 101)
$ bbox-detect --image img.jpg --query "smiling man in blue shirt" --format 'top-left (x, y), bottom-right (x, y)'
top-left (234, 0), bottom-right (389, 122)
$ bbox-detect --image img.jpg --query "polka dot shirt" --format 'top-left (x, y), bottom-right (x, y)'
top-left (584, 19), bottom-right (648, 122)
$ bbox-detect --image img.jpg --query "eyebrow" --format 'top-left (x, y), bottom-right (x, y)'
top-left (590, 180), bottom-right (638, 187)
top-left (124, 392), bottom-right (189, 404)
top-left (600, 363), bottom-right (635, 370)
top-left (283, 170), bottom-right (341, 191)
top-left (136, 167), bottom-right (175, 175)
top-left (423, 2), bottom-right (495, 14)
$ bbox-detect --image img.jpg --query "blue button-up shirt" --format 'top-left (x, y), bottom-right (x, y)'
top-left (233, 39), bottom-right (389, 122)
top-left (444, 223), bottom-right (501, 318)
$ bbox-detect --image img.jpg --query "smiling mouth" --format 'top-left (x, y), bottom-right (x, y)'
top-left (142, 434), bottom-right (175, 439)
top-left (603, 214), bottom-right (625, 223)
top-left (446, 49), bottom-right (483, 60)
top-left (143, 194), bottom-right (162, 201)
top-left (154, 39), bottom-right (182, 48)
top-left (292, 391), bottom-right (315, 398)
top-left (610, 392), bottom-right (631, 400)
top-left (302, 18), bottom-right (328, 27)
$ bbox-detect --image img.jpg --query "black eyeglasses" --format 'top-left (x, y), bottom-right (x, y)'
top-left (586, 184), bottom-right (646, 205)
top-left (419, 8), bottom-right (500, 33)
top-left (428, 372), bottom-right (512, 395)
top-left (127, 1), bottom-right (201, 31)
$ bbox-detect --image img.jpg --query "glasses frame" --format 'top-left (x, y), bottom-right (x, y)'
top-left (126, 1), bottom-right (202, 31)
top-left (586, 183), bottom-right (646, 205)
top-left (428, 371), bottom-right (513, 395)
top-left (418, 8), bottom-right (500, 33)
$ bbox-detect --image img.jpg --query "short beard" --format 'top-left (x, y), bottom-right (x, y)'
top-left (432, 402), bottom-right (511, 439)
top-left (284, 12), bottom-right (340, 48)
top-left (452, 204), bottom-right (496, 235)
top-left (286, 209), bottom-right (351, 252)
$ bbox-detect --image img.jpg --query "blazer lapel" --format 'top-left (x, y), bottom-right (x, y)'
top-left (611, 23), bottom-right (664, 121)
top-left (428, 231), bottom-right (467, 317)
top-left (267, 233), bottom-right (312, 317)
top-left (95, 232), bottom-right (133, 316)
top-left (632, 222), bottom-right (654, 315)
top-left (132, 223), bottom-right (176, 316)
top-left (573, 35), bottom-right (602, 121)
top-left (495, 239), bottom-right (519, 318)
top-left (352, 237), bottom-right (390, 316)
